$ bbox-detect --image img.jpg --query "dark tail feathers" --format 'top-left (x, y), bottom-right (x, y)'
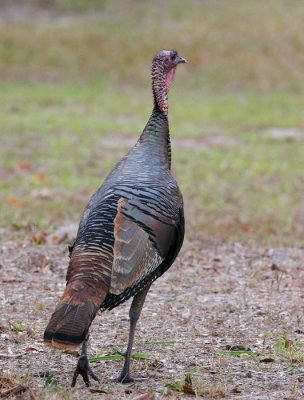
top-left (44, 300), bottom-right (98, 349)
top-left (44, 280), bottom-right (106, 350)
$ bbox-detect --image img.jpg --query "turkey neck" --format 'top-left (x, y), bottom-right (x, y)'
top-left (139, 105), bottom-right (171, 170)
top-left (137, 63), bottom-right (175, 171)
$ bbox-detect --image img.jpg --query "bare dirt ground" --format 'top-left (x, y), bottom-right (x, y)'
top-left (1, 228), bottom-right (304, 399)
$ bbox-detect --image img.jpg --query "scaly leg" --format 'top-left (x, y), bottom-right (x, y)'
top-left (71, 333), bottom-right (99, 387)
top-left (117, 285), bottom-right (151, 383)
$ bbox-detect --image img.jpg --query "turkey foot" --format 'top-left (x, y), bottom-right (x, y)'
top-left (71, 334), bottom-right (99, 387)
top-left (116, 366), bottom-right (134, 384)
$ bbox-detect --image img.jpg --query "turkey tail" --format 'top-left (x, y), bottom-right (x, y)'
top-left (44, 279), bottom-right (106, 350)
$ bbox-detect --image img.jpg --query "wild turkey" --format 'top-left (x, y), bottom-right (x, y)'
top-left (44, 49), bottom-right (186, 386)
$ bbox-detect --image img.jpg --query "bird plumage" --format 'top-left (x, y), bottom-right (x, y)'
top-left (44, 49), bottom-right (186, 385)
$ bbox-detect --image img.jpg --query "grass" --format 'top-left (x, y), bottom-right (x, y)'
top-left (7, 320), bottom-right (25, 332)
top-left (165, 373), bottom-right (227, 398)
top-left (89, 352), bottom-right (151, 363)
top-left (1, 0), bottom-right (304, 246)
top-left (219, 349), bottom-right (261, 357)
top-left (218, 336), bottom-right (304, 364)
top-left (275, 337), bottom-right (304, 363)
top-left (1, 82), bottom-right (303, 245)
top-left (2, 0), bottom-right (304, 92)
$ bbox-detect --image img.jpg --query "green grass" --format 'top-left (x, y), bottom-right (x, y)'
top-left (89, 352), bottom-right (151, 363)
top-left (219, 349), bottom-right (261, 357)
top-left (218, 337), bottom-right (304, 363)
top-left (275, 337), bottom-right (304, 363)
top-left (7, 320), bottom-right (25, 332)
top-left (165, 373), bottom-right (227, 397)
top-left (1, 1), bottom-right (304, 245)
top-left (2, 82), bottom-right (302, 244)
top-left (143, 340), bottom-right (176, 345)
top-left (2, 0), bottom-right (304, 92)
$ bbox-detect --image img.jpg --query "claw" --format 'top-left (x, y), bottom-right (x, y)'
top-left (116, 370), bottom-right (134, 384)
top-left (116, 351), bottom-right (134, 382)
top-left (71, 333), bottom-right (99, 387)
top-left (71, 355), bottom-right (99, 387)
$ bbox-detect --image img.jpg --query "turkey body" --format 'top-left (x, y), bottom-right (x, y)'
top-left (44, 49), bottom-right (186, 386)
top-left (78, 109), bottom-right (184, 309)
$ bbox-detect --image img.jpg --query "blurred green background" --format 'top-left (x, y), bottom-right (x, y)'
top-left (1, 0), bottom-right (303, 245)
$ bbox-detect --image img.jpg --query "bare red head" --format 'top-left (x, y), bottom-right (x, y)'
top-left (152, 49), bottom-right (186, 116)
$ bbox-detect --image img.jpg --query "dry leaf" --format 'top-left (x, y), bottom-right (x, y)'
top-left (34, 173), bottom-right (46, 183)
top-left (182, 373), bottom-right (195, 395)
top-left (0, 375), bottom-right (36, 400)
top-left (259, 357), bottom-right (275, 363)
top-left (26, 345), bottom-right (45, 353)
top-left (17, 161), bottom-right (32, 171)
top-left (284, 339), bottom-right (294, 348)
top-left (231, 386), bottom-right (242, 394)
top-left (268, 227), bottom-right (276, 235)
top-left (31, 232), bottom-right (47, 245)
top-left (183, 384), bottom-right (195, 395)
top-left (30, 188), bottom-right (52, 200)
top-left (0, 353), bottom-right (24, 359)
top-left (52, 233), bottom-right (68, 244)
top-left (64, 349), bottom-right (79, 356)
top-left (132, 394), bottom-right (156, 400)
top-left (7, 196), bottom-right (22, 207)
top-left (89, 387), bottom-right (107, 394)
top-left (2, 276), bottom-right (23, 283)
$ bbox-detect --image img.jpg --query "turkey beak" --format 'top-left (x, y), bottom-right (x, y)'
top-left (177, 55), bottom-right (187, 64)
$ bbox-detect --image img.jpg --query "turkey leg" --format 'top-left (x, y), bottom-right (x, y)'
top-left (71, 332), bottom-right (99, 387)
top-left (117, 284), bottom-right (151, 383)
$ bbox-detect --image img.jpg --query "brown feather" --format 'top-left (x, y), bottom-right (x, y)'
top-left (44, 279), bottom-right (107, 347)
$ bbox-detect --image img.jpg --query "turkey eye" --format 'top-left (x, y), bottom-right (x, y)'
top-left (170, 53), bottom-right (176, 61)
